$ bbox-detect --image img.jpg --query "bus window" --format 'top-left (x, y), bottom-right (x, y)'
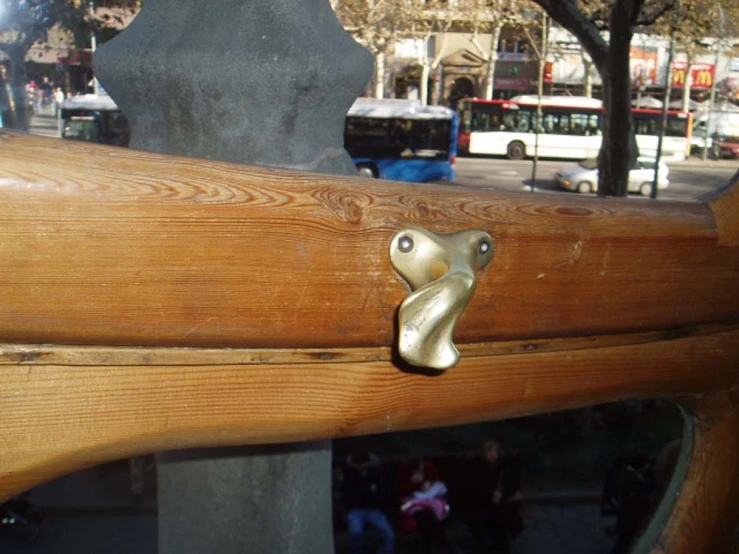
top-left (345, 117), bottom-right (392, 158)
top-left (634, 114), bottom-right (659, 136)
top-left (588, 114), bottom-right (601, 136)
top-left (666, 117), bottom-right (688, 137)
top-left (345, 117), bottom-right (451, 161)
top-left (541, 113), bottom-right (560, 134)
top-left (62, 116), bottom-right (101, 143)
top-left (106, 112), bottom-right (131, 147)
top-left (471, 112), bottom-right (488, 132)
top-left (503, 111), bottom-right (531, 132)
top-left (470, 103), bottom-right (503, 132)
top-left (571, 113), bottom-right (589, 135)
top-left (461, 109), bottom-right (472, 132)
top-left (558, 114), bottom-right (570, 134)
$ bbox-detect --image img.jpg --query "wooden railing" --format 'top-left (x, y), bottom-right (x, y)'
top-left (1, 132), bottom-right (738, 552)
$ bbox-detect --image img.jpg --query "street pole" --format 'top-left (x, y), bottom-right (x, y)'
top-left (651, 0), bottom-right (679, 200)
top-left (89, 2), bottom-right (100, 95)
top-left (530, 13), bottom-right (548, 192)
top-left (91, 33), bottom-right (100, 95)
top-left (701, 48), bottom-right (720, 160)
top-left (701, 4), bottom-right (724, 161)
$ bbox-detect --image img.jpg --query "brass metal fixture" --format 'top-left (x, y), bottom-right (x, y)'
top-left (389, 227), bottom-right (494, 370)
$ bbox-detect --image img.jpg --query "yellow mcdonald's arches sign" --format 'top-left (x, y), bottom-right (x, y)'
top-left (672, 62), bottom-right (715, 89)
top-left (694, 70), bottom-right (713, 88)
top-left (672, 68), bottom-right (686, 87)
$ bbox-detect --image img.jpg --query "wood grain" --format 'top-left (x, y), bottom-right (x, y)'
top-left (2, 133), bottom-right (739, 348)
top-left (648, 390), bottom-right (739, 554)
top-left (2, 134), bottom-right (739, 551)
top-left (1, 322), bottom-right (735, 366)
top-left (706, 169), bottom-right (739, 247)
top-left (1, 325), bottom-right (738, 501)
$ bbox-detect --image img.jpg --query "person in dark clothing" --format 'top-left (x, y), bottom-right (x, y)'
top-left (342, 451), bottom-right (395, 554)
top-left (464, 441), bottom-right (523, 553)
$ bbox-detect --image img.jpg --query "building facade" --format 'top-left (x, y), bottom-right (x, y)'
top-left (384, 26), bottom-right (539, 107)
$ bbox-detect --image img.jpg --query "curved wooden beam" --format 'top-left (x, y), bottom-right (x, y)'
top-left (639, 390), bottom-right (739, 554)
top-left (1, 134), bottom-right (738, 551)
top-left (1, 324), bottom-right (738, 501)
top-left (1, 133), bottom-right (738, 348)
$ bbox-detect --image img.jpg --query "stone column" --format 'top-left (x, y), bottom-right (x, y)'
top-left (93, 1), bottom-right (372, 552)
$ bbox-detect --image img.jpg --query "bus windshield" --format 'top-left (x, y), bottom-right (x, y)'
top-left (345, 117), bottom-right (452, 161)
top-left (61, 116), bottom-right (101, 143)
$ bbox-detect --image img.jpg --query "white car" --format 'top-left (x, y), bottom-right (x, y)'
top-left (555, 157), bottom-right (669, 195)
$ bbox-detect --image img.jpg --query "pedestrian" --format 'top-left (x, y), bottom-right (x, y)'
top-left (341, 450), bottom-right (395, 554)
top-left (53, 87), bottom-right (65, 117)
top-left (398, 459), bottom-right (456, 553)
top-left (40, 76), bottom-right (52, 111)
top-left (465, 441), bottom-right (523, 553)
top-left (0, 65), bottom-right (14, 128)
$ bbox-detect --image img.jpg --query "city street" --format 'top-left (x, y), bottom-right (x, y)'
top-left (32, 113), bottom-right (735, 201)
top-left (2, 504), bottom-right (616, 554)
top-left (454, 156), bottom-right (737, 201)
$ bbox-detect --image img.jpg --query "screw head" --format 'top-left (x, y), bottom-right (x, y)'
top-left (398, 235), bottom-right (414, 253)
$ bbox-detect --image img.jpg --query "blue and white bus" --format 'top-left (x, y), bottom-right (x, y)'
top-left (345, 98), bottom-right (458, 183)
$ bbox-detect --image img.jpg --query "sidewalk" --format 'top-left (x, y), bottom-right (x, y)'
top-left (28, 112), bottom-right (60, 138)
top-left (24, 465), bottom-right (611, 553)
top-left (29, 462), bottom-right (599, 515)
top-left (669, 156), bottom-right (738, 169)
top-left (29, 460), bottom-right (156, 516)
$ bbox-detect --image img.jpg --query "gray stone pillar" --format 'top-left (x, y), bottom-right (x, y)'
top-left (93, 1), bottom-right (372, 552)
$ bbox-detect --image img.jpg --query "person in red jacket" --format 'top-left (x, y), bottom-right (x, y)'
top-left (398, 459), bottom-right (456, 553)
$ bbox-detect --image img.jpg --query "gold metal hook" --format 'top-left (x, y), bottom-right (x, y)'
top-left (389, 227), bottom-right (494, 370)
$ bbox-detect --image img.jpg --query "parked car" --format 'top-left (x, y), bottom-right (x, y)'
top-left (709, 135), bottom-right (739, 160)
top-left (555, 157), bottom-right (669, 196)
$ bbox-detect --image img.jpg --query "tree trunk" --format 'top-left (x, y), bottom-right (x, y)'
top-left (597, 2), bottom-right (637, 197)
top-left (374, 51), bottom-right (385, 98)
top-left (433, 66), bottom-right (443, 105)
top-left (584, 62), bottom-right (594, 97)
top-left (484, 26), bottom-right (502, 100)
top-left (0, 44), bottom-right (31, 132)
top-left (420, 62), bottom-right (431, 105)
top-left (681, 64), bottom-right (693, 112)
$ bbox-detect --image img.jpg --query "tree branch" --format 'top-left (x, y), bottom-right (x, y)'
top-left (529, 0), bottom-right (608, 68)
top-left (636, 0), bottom-right (674, 27)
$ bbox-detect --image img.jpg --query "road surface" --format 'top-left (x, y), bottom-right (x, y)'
top-left (454, 156), bottom-right (736, 202)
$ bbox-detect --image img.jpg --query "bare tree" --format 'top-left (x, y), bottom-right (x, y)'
top-left (527, 0), bottom-right (678, 196)
top-left (580, 48), bottom-right (595, 96)
top-left (333, 0), bottom-right (415, 98)
top-left (404, 0), bottom-right (465, 104)
top-left (462, 0), bottom-right (534, 99)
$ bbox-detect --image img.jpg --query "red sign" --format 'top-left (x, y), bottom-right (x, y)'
top-left (672, 62), bottom-right (715, 89)
top-left (543, 61), bottom-right (553, 84)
